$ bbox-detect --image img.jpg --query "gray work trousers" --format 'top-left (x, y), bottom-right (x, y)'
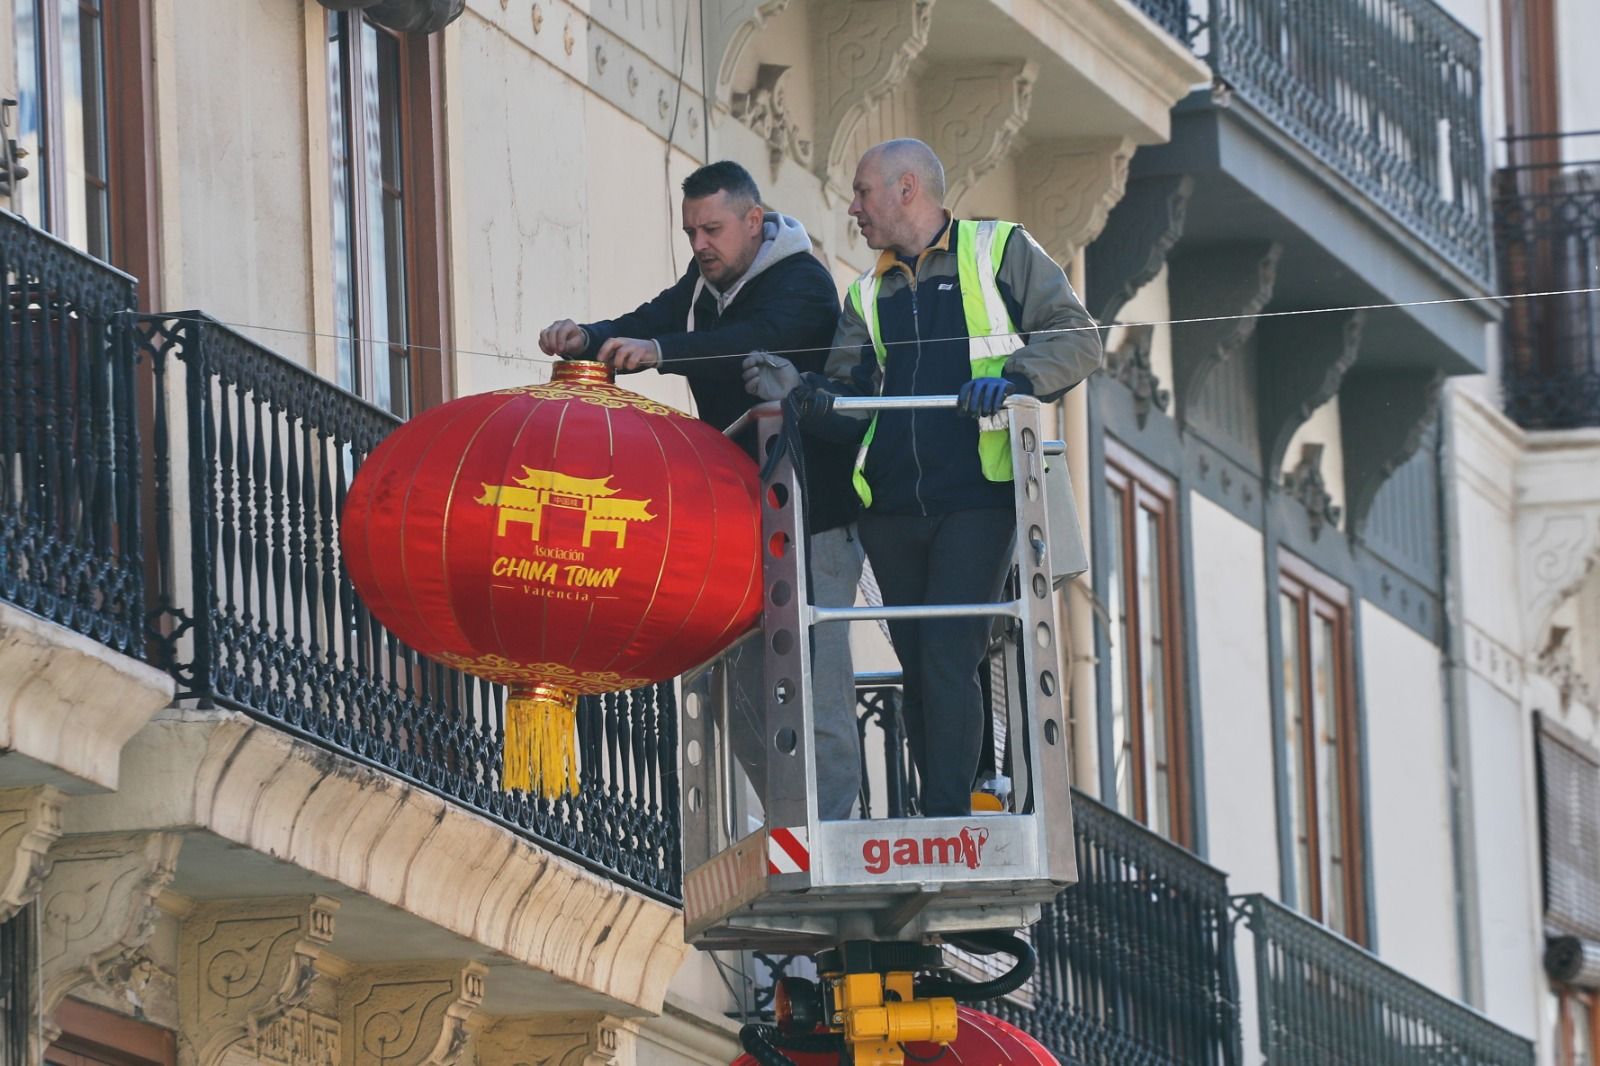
top-left (729, 523), bottom-right (865, 821)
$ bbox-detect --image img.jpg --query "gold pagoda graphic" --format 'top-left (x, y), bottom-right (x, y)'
top-left (476, 467), bottom-right (656, 549)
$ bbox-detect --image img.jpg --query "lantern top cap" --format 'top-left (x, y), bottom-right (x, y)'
top-left (551, 360), bottom-right (616, 386)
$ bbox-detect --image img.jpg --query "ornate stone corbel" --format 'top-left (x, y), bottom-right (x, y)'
top-left (919, 60), bottom-right (1038, 210)
top-left (38, 832), bottom-right (182, 1032)
top-left (340, 961), bottom-right (487, 1066)
top-left (1339, 368), bottom-right (1443, 536)
top-left (704, 0), bottom-right (793, 104)
top-left (0, 786), bottom-right (63, 922)
top-left (1084, 174), bottom-right (1192, 327)
top-left (1257, 310), bottom-right (1366, 476)
top-left (731, 63), bottom-right (813, 178)
top-left (1016, 138), bottom-right (1132, 267)
top-left (811, 0), bottom-right (936, 182)
top-left (178, 895), bottom-right (340, 1066)
top-left (1168, 242), bottom-right (1281, 423)
top-left (1282, 443), bottom-right (1342, 540)
top-left (1538, 626), bottom-right (1597, 711)
top-left (474, 1013), bottom-right (628, 1066)
top-left (317, 0), bottom-right (463, 34)
top-left (1105, 324), bottom-right (1169, 428)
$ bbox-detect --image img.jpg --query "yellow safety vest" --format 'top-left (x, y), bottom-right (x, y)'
top-left (846, 219), bottom-right (1022, 508)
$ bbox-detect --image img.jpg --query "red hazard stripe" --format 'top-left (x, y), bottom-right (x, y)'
top-left (771, 827), bottom-right (810, 872)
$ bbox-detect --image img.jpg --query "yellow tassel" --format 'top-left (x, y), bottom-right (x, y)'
top-left (503, 684), bottom-right (579, 797)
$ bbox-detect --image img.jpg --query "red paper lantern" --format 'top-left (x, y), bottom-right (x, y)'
top-left (729, 1008), bottom-right (1060, 1065)
top-left (341, 361), bottom-right (763, 796)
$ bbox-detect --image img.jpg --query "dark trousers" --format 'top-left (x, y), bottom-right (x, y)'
top-left (858, 508), bottom-right (1016, 817)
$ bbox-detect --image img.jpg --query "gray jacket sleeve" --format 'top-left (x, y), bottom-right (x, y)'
top-left (821, 287), bottom-right (881, 401)
top-left (998, 228), bottom-right (1103, 400)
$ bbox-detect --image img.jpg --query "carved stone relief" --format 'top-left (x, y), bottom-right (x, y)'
top-left (340, 961), bottom-right (486, 1066)
top-left (1521, 512), bottom-right (1600, 658)
top-left (1538, 626), bottom-right (1597, 711)
top-left (475, 1013), bottom-right (626, 1066)
top-left (1257, 309), bottom-right (1365, 477)
top-left (0, 785), bottom-right (63, 922)
top-left (1105, 323), bottom-right (1169, 428)
top-left (1084, 174), bottom-right (1192, 327)
top-left (1168, 242), bottom-right (1281, 424)
top-left (1338, 368), bottom-right (1443, 536)
top-left (1282, 442), bottom-right (1342, 540)
top-left (178, 896), bottom-right (340, 1066)
top-left (811, 0), bottom-right (936, 182)
top-left (919, 60), bottom-right (1038, 209)
top-left (705, 0), bottom-right (793, 102)
top-left (731, 63), bottom-right (813, 178)
top-left (38, 832), bottom-right (182, 1035)
top-left (1017, 138), bottom-right (1132, 266)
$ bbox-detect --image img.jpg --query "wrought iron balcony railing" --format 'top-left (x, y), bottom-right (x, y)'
top-left (138, 312), bottom-right (682, 901)
top-left (0, 211), bottom-right (146, 657)
top-left (1203, 0), bottom-right (1492, 286)
top-left (1496, 152), bottom-right (1600, 429)
top-left (1239, 893), bottom-right (1534, 1066)
top-left (995, 792), bottom-right (1241, 1066)
top-left (1131, 0), bottom-right (1191, 42)
top-left (0, 903), bottom-right (32, 1066)
top-left (841, 678), bottom-right (1241, 1064)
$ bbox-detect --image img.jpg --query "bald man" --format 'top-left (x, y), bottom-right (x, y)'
top-left (744, 139), bottom-right (1101, 818)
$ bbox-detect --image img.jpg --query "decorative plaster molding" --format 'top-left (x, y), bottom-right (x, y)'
top-left (1539, 626), bottom-right (1597, 712)
top-left (179, 895), bottom-right (340, 1066)
top-left (811, 0), bottom-right (936, 181)
top-left (1017, 138), bottom-right (1132, 266)
top-left (1084, 174), bottom-right (1192, 326)
top-left (1257, 310), bottom-right (1365, 476)
top-left (67, 711), bottom-right (688, 1015)
top-left (730, 63), bottom-right (813, 178)
top-left (1168, 242), bottom-right (1281, 423)
top-left (919, 60), bottom-right (1038, 209)
top-left (0, 786), bottom-right (63, 921)
top-left (38, 832), bottom-right (182, 1033)
top-left (1282, 442), bottom-right (1342, 541)
top-left (341, 961), bottom-right (486, 1066)
top-left (258, 1008), bottom-right (342, 1066)
top-left (1521, 512), bottom-right (1600, 658)
top-left (1339, 368), bottom-right (1443, 536)
top-left (705, 0), bottom-right (792, 101)
top-left (1105, 324), bottom-right (1168, 428)
top-left (476, 1012), bottom-right (629, 1066)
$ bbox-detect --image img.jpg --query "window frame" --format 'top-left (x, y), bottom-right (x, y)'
top-left (325, 10), bottom-right (452, 417)
top-left (1277, 550), bottom-right (1367, 944)
top-left (1558, 987), bottom-right (1600, 1066)
top-left (46, 999), bottom-right (174, 1066)
top-left (10, 0), bottom-right (158, 299)
top-left (1102, 437), bottom-right (1191, 847)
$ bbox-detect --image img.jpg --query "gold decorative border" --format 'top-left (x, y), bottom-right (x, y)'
top-left (492, 382), bottom-right (687, 419)
top-left (436, 651), bottom-right (651, 693)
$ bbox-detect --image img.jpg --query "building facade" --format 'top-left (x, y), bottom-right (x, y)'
top-left (0, 0), bottom-right (1590, 1063)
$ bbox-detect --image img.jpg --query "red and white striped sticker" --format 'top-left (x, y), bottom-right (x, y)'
top-left (767, 826), bottom-right (811, 875)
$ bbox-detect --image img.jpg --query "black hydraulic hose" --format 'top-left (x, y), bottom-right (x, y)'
top-left (914, 931), bottom-right (1036, 1003)
top-left (739, 1024), bottom-right (847, 1065)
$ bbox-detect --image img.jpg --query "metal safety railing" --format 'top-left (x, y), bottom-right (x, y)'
top-left (1240, 893), bottom-right (1533, 1066)
top-left (0, 209), bottom-right (146, 656)
top-left (136, 312), bottom-right (682, 900)
top-left (1496, 137), bottom-right (1600, 429)
top-left (1202, 0), bottom-right (1492, 285)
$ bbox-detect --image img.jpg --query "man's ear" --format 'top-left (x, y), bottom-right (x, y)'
top-left (746, 203), bottom-right (766, 228)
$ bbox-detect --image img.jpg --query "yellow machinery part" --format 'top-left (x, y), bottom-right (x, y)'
top-left (833, 970), bottom-right (958, 1066)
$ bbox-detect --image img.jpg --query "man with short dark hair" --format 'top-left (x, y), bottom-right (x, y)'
top-left (539, 160), bottom-right (864, 820)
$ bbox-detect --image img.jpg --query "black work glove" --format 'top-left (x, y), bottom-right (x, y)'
top-left (957, 377), bottom-right (1018, 419)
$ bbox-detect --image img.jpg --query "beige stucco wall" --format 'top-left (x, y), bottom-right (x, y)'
top-left (1361, 603), bottom-right (1460, 998)
top-left (1190, 493), bottom-right (1280, 896)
